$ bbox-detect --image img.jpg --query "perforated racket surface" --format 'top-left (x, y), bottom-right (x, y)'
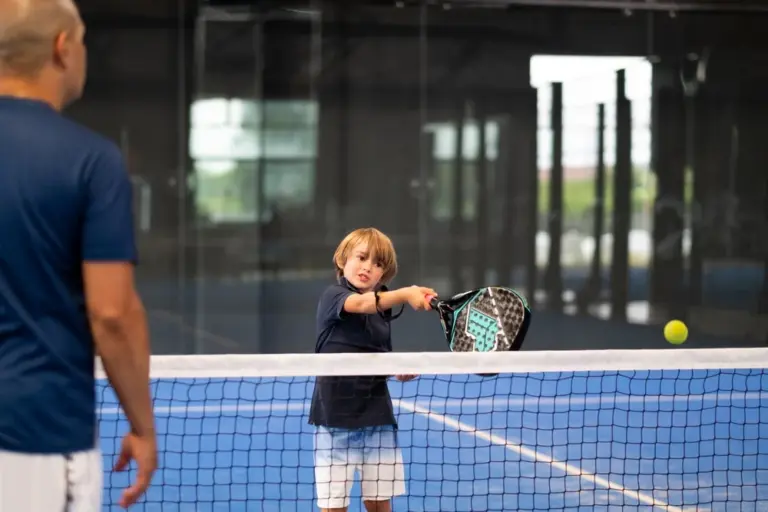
top-left (429, 287), bottom-right (531, 352)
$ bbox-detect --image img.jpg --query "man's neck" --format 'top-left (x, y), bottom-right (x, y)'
top-left (0, 76), bottom-right (63, 111)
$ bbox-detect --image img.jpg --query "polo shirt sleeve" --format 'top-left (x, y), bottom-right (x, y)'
top-left (80, 146), bottom-right (138, 264)
top-left (318, 284), bottom-right (355, 324)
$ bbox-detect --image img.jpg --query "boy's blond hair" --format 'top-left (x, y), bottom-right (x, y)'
top-left (333, 227), bottom-right (398, 285)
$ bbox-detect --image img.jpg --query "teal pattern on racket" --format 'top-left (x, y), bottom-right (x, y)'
top-left (465, 307), bottom-right (499, 352)
top-left (428, 286), bottom-right (531, 352)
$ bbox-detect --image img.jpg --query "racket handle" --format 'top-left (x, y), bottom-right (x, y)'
top-left (426, 295), bottom-right (439, 308)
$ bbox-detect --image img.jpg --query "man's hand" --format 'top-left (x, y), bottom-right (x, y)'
top-left (395, 374), bottom-right (418, 382)
top-left (113, 431), bottom-right (158, 508)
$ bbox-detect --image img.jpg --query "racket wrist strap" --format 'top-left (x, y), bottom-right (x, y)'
top-left (390, 305), bottom-right (404, 320)
top-left (374, 291), bottom-right (404, 321)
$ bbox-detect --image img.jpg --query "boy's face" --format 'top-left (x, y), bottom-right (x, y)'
top-left (342, 242), bottom-right (384, 292)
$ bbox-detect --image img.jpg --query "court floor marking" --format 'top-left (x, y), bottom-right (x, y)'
top-left (394, 398), bottom-right (690, 512)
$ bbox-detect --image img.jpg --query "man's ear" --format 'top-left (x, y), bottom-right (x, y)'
top-left (52, 31), bottom-right (70, 69)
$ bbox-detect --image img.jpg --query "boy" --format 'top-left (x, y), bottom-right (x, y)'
top-left (309, 227), bottom-right (437, 512)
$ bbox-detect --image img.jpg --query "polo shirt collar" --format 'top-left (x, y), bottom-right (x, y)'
top-left (339, 277), bottom-right (388, 293)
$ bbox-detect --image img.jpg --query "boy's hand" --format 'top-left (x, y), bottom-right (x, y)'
top-left (395, 374), bottom-right (418, 382)
top-left (404, 286), bottom-right (437, 311)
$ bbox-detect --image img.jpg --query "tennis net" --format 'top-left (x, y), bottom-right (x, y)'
top-left (97, 348), bottom-right (768, 511)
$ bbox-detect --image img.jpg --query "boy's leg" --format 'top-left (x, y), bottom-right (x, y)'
top-left (360, 426), bottom-right (405, 511)
top-left (314, 427), bottom-right (359, 512)
top-left (363, 499), bottom-right (392, 512)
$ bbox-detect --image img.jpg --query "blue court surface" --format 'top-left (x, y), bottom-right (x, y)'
top-left (97, 369), bottom-right (768, 511)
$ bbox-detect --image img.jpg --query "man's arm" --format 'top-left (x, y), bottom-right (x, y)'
top-left (83, 262), bottom-right (154, 437)
top-left (80, 146), bottom-right (154, 438)
top-left (81, 144), bottom-right (156, 507)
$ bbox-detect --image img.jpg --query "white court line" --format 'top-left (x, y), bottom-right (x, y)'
top-left (448, 391), bottom-right (768, 407)
top-left (395, 398), bottom-right (690, 512)
top-left (96, 391), bottom-right (768, 416)
top-left (98, 403), bottom-right (308, 416)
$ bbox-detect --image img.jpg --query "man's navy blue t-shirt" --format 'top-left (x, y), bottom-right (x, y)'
top-left (0, 97), bottom-right (137, 454)
top-left (308, 278), bottom-right (397, 429)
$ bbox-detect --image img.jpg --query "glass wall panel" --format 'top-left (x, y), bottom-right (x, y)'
top-left (71, 1), bottom-right (768, 354)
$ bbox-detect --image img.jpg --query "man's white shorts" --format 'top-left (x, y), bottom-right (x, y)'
top-left (314, 425), bottom-right (406, 509)
top-left (0, 447), bottom-right (102, 511)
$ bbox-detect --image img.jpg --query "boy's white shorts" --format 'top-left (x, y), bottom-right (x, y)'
top-left (314, 425), bottom-right (405, 509)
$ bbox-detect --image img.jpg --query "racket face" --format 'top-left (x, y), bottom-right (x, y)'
top-left (435, 287), bottom-right (530, 352)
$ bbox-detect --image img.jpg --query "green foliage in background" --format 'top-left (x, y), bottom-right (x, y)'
top-left (538, 167), bottom-right (656, 217)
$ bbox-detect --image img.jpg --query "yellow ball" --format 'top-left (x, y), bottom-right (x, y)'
top-left (664, 320), bottom-right (688, 345)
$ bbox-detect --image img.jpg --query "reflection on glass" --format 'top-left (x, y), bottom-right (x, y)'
top-left (190, 98), bottom-right (319, 224)
top-left (425, 120), bottom-right (499, 221)
top-left (102, 1), bottom-right (765, 357)
top-left (531, 56), bottom-right (653, 271)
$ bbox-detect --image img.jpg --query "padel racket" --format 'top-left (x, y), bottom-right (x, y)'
top-left (428, 287), bottom-right (531, 353)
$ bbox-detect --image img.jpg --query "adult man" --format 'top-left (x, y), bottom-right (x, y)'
top-left (0, 0), bottom-right (157, 509)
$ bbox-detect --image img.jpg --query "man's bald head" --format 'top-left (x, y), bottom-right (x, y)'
top-left (0, 0), bottom-right (81, 76)
top-left (0, 0), bottom-right (86, 108)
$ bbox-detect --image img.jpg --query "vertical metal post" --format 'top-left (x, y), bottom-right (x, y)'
top-left (579, 103), bottom-right (606, 312)
top-left (611, 69), bottom-right (632, 322)
top-left (192, 11), bottom-right (207, 354)
top-left (417, 3), bottom-right (429, 281)
top-left (474, 105), bottom-right (488, 289)
top-left (545, 82), bottom-right (563, 310)
top-left (525, 90), bottom-right (538, 303)
top-left (449, 102), bottom-right (466, 293)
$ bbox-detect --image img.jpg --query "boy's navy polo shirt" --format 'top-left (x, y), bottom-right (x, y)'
top-left (0, 97), bottom-right (137, 454)
top-left (308, 278), bottom-right (398, 429)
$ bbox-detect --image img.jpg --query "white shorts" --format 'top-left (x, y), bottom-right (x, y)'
top-left (0, 447), bottom-right (102, 512)
top-left (314, 425), bottom-right (406, 509)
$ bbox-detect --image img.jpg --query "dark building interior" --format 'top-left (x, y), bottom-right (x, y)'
top-left (69, 0), bottom-right (768, 355)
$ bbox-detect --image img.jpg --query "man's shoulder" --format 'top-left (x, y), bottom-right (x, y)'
top-left (48, 119), bottom-right (128, 190)
top-left (57, 116), bottom-right (122, 158)
top-left (11, 101), bottom-right (117, 150)
top-left (0, 99), bottom-right (121, 160)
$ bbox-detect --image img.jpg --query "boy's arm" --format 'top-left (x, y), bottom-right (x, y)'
top-left (343, 285), bottom-right (437, 314)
